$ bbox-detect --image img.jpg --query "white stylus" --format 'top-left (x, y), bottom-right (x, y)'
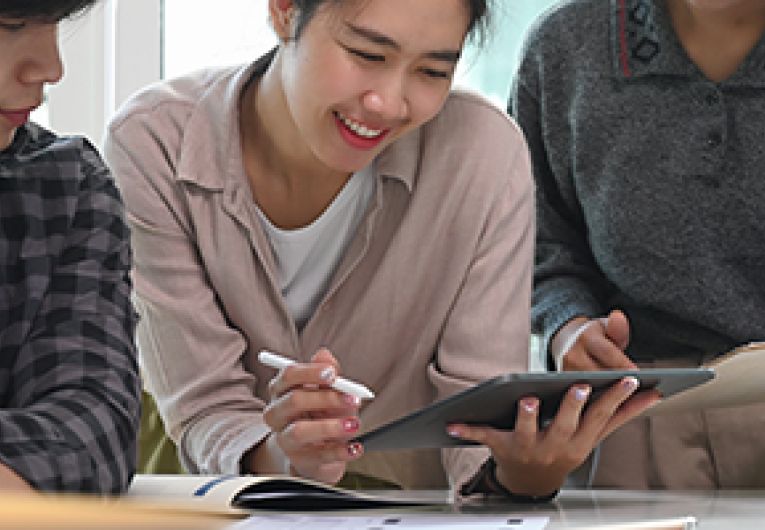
top-left (258, 350), bottom-right (375, 400)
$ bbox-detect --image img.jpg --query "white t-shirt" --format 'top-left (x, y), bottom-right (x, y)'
top-left (255, 164), bottom-right (377, 329)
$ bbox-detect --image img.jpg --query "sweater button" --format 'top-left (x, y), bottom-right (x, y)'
top-left (705, 92), bottom-right (720, 106)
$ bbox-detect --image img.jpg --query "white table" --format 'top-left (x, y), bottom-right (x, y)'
top-left (455, 489), bottom-right (765, 529)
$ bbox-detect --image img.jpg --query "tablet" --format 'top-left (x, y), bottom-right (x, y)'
top-left (356, 368), bottom-right (714, 450)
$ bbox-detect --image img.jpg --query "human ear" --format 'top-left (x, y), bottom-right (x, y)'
top-left (268, 0), bottom-right (297, 41)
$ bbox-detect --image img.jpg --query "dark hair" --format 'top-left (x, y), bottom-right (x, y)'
top-left (0, 0), bottom-right (98, 22)
top-left (292, 0), bottom-right (491, 45)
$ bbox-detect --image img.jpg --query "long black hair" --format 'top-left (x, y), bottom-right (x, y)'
top-left (0, 0), bottom-right (98, 22)
top-left (291, 0), bottom-right (492, 45)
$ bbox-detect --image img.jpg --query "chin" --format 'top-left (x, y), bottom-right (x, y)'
top-left (0, 131), bottom-right (14, 151)
top-left (688, 0), bottom-right (749, 10)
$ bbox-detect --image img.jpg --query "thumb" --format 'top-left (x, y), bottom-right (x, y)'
top-left (603, 310), bottom-right (630, 350)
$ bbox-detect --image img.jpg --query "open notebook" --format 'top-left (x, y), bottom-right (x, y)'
top-left (127, 474), bottom-right (437, 514)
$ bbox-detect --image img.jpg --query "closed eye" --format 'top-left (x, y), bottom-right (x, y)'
top-left (0, 20), bottom-right (26, 32)
top-left (345, 46), bottom-right (385, 63)
top-left (421, 68), bottom-right (451, 80)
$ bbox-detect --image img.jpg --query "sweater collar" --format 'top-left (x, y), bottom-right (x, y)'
top-left (611, 0), bottom-right (765, 85)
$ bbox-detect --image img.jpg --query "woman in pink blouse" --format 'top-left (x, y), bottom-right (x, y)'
top-left (106, 0), bottom-right (658, 500)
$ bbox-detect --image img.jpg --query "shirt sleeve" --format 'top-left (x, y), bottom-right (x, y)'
top-left (426, 113), bottom-right (536, 494)
top-left (510, 43), bottom-right (608, 367)
top-left (104, 120), bottom-right (270, 475)
top-left (0, 145), bottom-right (141, 493)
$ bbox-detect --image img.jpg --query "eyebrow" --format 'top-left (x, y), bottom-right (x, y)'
top-left (345, 23), bottom-right (462, 64)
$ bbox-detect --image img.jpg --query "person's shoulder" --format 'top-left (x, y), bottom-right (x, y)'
top-left (17, 123), bottom-right (105, 176)
top-left (521, 0), bottom-right (610, 57)
top-left (425, 89), bottom-right (526, 155)
top-left (528, 0), bottom-right (608, 40)
top-left (107, 64), bottom-right (244, 136)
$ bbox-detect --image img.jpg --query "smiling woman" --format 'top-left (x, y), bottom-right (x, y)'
top-left (105, 0), bottom-right (657, 500)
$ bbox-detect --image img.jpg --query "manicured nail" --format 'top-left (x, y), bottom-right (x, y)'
top-left (521, 398), bottom-right (538, 413)
top-left (574, 386), bottom-right (591, 401)
top-left (344, 394), bottom-right (361, 406)
top-left (343, 418), bottom-right (359, 433)
top-left (622, 376), bottom-right (639, 392)
top-left (447, 426), bottom-right (462, 437)
top-left (347, 442), bottom-right (363, 457)
top-left (320, 366), bottom-right (335, 382)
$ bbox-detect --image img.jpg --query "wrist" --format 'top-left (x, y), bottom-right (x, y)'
top-left (241, 433), bottom-right (289, 475)
top-left (550, 316), bottom-right (589, 369)
top-left (460, 458), bottom-right (558, 503)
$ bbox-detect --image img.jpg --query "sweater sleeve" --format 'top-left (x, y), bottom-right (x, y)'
top-left (510, 35), bottom-right (608, 368)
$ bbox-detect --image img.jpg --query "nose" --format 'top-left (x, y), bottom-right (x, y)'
top-left (19, 25), bottom-right (64, 86)
top-left (361, 75), bottom-right (409, 122)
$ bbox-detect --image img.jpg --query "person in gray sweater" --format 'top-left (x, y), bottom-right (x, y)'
top-left (511, 0), bottom-right (765, 488)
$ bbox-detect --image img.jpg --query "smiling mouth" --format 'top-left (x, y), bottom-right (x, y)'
top-left (334, 111), bottom-right (386, 139)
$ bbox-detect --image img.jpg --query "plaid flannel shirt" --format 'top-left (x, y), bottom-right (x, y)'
top-left (0, 123), bottom-right (140, 493)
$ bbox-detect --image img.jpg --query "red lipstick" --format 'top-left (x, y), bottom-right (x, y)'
top-left (0, 108), bottom-right (35, 128)
top-left (334, 113), bottom-right (389, 150)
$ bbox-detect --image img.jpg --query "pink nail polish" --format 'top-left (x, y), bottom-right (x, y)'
top-left (347, 442), bottom-right (363, 457)
top-left (574, 386), bottom-right (590, 401)
top-left (320, 366), bottom-right (335, 382)
top-left (521, 398), bottom-right (538, 413)
top-left (623, 376), bottom-right (639, 392)
top-left (344, 394), bottom-right (361, 406)
top-left (343, 418), bottom-right (359, 433)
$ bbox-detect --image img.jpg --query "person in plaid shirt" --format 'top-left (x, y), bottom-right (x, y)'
top-left (0, 0), bottom-right (140, 493)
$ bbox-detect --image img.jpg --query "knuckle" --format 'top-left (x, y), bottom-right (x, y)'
top-left (262, 407), bottom-right (277, 428)
top-left (266, 377), bottom-right (280, 397)
top-left (553, 420), bottom-right (577, 439)
top-left (285, 391), bottom-right (305, 411)
top-left (283, 420), bottom-right (308, 443)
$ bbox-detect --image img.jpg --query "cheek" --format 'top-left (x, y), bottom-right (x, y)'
top-left (407, 84), bottom-right (451, 127)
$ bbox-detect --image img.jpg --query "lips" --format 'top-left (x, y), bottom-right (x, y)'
top-left (333, 111), bottom-right (390, 150)
top-left (0, 107), bottom-right (36, 128)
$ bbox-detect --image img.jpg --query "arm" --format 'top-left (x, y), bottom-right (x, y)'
top-left (0, 145), bottom-right (140, 493)
top-left (104, 121), bottom-right (269, 475)
top-left (430, 117), bottom-right (535, 492)
top-left (510, 51), bottom-right (628, 370)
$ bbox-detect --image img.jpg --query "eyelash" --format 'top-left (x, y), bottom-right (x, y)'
top-left (346, 47), bottom-right (451, 80)
top-left (348, 47), bottom-right (385, 63)
top-left (0, 21), bottom-right (26, 32)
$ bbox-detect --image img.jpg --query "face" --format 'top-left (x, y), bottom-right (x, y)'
top-left (273, 0), bottom-right (470, 175)
top-left (0, 18), bottom-right (63, 150)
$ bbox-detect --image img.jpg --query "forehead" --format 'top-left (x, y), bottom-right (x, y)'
top-left (316, 0), bottom-right (471, 47)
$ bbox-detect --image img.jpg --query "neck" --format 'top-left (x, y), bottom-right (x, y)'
top-left (240, 52), bottom-right (343, 190)
top-left (669, 0), bottom-right (765, 34)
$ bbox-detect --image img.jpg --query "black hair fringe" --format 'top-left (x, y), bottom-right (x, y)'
top-left (0, 0), bottom-right (97, 22)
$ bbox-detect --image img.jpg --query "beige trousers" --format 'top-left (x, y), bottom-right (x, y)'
top-left (590, 358), bottom-right (765, 489)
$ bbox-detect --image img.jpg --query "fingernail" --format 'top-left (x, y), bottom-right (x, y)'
top-left (320, 366), bottom-right (335, 382)
top-left (343, 418), bottom-right (359, 433)
top-left (344, 394), bottom-right (361, 406)
top-left (521, 398), bottom-right (538, 413)
top-left (574, 386), bottom-right (591, 401)
top-left (347, 442), bottom-right (363, 457)
top-left (447, 426), bottom-right (462, 437)
top-left (622, 376), bottom-right (639, 392)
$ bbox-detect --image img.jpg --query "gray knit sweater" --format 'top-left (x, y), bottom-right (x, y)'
top-left (511, 0), bottom-right (765, 364)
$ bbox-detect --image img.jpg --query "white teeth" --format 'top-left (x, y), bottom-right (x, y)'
top-left (336, 112), bottom-right (383, 139)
